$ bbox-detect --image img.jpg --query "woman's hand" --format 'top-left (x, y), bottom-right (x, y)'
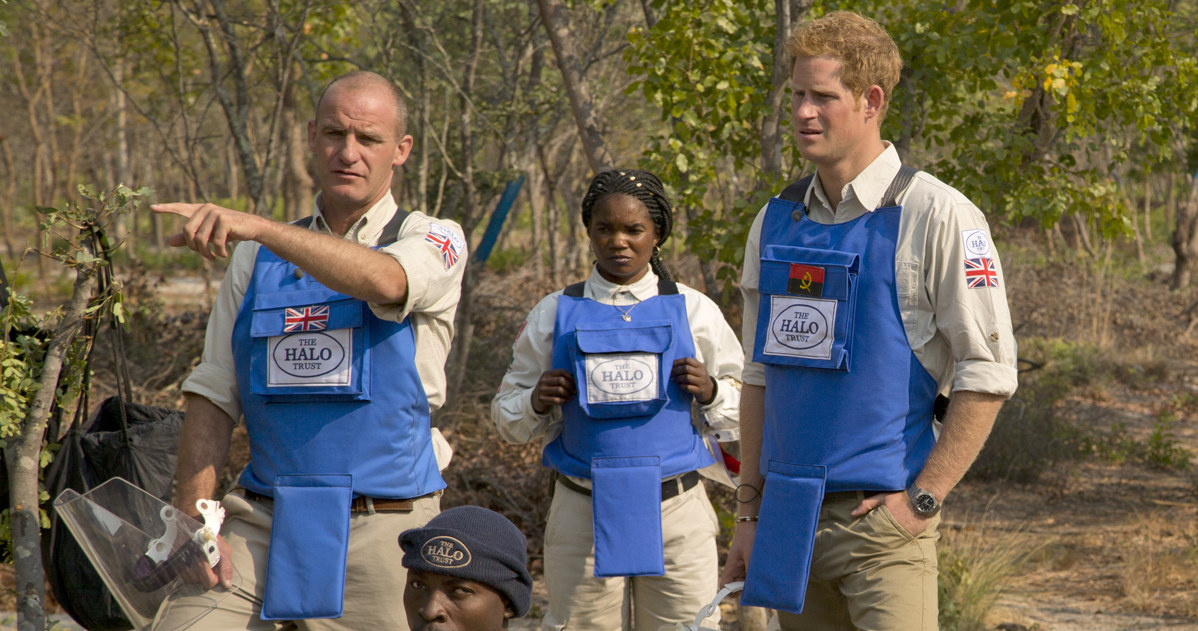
top-left (671, 357), bottom-right (716, 404)
top-left (531, 369), bottom-right (576, 414)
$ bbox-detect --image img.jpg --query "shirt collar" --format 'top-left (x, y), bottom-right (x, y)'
top-left (808, 143), bottom-right (902, 216)
top-left (586, 266), bottom-right (660, 303)
top-left (310, 192), bottom-right (399, 245)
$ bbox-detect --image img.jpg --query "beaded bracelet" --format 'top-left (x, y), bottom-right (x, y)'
top-left (734, 515), bottom-right (759, 523)
top-left (734, 483), bottom-right (761, 503)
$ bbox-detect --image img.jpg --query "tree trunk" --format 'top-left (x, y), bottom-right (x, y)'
top-left (280, 81), bottom-right (314, 223)
top-left (0, 136), bottom-right (16, 258)
top-left (760, 0), bottom-right (813, 181)
top-left (1143, 180), bottom-right (1152, 241)
top-left (1126, 191), bottom-right (1145, 272)
top-left (1171, 172), bottom-right (1198, 290)
top-left (536, 0), bottom-right (613, 173)
top-left (180, 0), bottom-right (267, 213)
top-left (114, 58), bottom-right (132, 244)
top-left (6, 245), bottom-right (98, 631)
top-left (522, 3), bottom-right (548, 280)
top-left (539, 144), bottom-right (563, 287)
top-left (446, 0), bottom-right (486, 401)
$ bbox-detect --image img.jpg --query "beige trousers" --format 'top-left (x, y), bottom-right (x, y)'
top-left (541, 478), bottom-right (720, 631)
top-left (152, 490), bottom-right (440, 631)
top-left (776, 493), bottom-right (940, 631)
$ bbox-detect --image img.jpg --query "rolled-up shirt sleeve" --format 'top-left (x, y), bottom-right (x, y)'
top-left (919, 196), bottom-right (1018, 398)
top-left (372, 215), bottom-right (466, 324)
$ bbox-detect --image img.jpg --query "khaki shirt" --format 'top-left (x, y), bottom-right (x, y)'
top-left (182, 191), bottom-right (466, 425)
top-left (740, 144), bottom-right (1018, 397)
top-left (492, 267), bottom-right (743, 446)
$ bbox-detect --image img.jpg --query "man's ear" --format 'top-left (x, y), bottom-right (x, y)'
top-left (504, 607), bottom-right (515, 619)
top-left (863, 85), bottom-right (885, 121)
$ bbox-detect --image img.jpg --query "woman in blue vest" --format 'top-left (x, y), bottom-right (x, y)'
top-left (492, 169), bottom-right (743, 630)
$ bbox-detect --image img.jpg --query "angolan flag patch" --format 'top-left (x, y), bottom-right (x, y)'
top-left (964, 257), bottom-right (999, 289)
top-left (788, 263), bottom-right (825, 297)
top-left (284, 305), bottom-right (329, 332)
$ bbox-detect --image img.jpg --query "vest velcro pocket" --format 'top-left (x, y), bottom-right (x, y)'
top-left (262, 474), bottom-right (352, 620)
top-left (573, 322), bottom-right (672, 419)
top-left (742, 461), bottom-right (826, 614)
top-left (248, 289), bottom-right (370, 401)
top-left (591, 456), bottom-right (666, 577)
top-left (754, 246), bottom-right (859, 371)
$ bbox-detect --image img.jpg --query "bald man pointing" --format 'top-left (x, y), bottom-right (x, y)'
top-left (151, 71), bottom-right (466, 631)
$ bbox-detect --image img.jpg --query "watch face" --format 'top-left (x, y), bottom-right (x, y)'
top-left (915, 493), bottom-right (937, 513)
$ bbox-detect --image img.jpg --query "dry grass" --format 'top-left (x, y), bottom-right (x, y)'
top-left (1119, 511), bottom-right (1198, 618)
top-left (938, 520), bottom-right (1046, 631)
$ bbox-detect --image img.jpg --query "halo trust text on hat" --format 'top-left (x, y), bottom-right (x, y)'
top-left (421, 535), bottom-right (472, 568)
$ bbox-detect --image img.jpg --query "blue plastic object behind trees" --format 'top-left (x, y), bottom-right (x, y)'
top-left (472, 175), bottom-right (525, 265)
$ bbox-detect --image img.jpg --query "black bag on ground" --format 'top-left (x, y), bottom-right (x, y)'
top-left (43, 396), bottom-right (184, 631)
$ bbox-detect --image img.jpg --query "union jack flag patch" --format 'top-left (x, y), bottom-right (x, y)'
top-left (425, 223), bottom-right (464, 269)
top-left (283, 305), bottom-right (329, 332)
top-left (964, 257), bottom-right (1000, 289)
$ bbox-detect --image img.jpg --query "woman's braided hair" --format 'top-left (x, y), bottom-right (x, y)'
top-left (580, 169), bottom-right (674, 282)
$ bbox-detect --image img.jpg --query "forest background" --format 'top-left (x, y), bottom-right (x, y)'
top-left (2, 0), bottom-right (1198, 630)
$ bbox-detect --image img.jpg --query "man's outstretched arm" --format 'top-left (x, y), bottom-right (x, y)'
top-left (152, 202), bottom-right (409, 306)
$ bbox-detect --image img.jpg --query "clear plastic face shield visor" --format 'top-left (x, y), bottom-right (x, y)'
top-left (53, 477), bottom-right (245, 630)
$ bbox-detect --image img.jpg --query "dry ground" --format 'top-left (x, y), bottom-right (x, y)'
top-left (950, 388), bottom-right (1198, 631)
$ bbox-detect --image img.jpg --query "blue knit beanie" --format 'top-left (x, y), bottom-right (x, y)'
top-left (399, 506), bottom-right (532, 617)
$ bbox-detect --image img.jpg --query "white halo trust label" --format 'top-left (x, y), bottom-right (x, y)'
top-left (764, 295), bottom-right (837, 360)
top-left (266, 329), bottom-right (353, 387)
top-left (961, 229), bottom-right (992, 258)
top-left (585, 353), bottom-right (659, 403)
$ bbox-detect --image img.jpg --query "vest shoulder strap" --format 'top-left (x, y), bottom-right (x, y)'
top-left (561, 277), bottom-right (678, 298)
top-left (778, 174), bottom-right (815, 203)
top-left (879, 165), bottom-right (919, 208)
top-left (656, 277), bottom-right (679, 296)
top-left (776, 165), bottom-right (919, 210)
top-left (377, 209), bottom-right (411, 246)
top-left (290, 209), bottom-right (412, 247)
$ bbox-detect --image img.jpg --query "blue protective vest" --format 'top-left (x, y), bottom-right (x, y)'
top-left (742, 169), bottom-right (938, 614)
top-left (230, 241), bottom-right (444, 500)
top-left (753, 170), bottom-right (936, 490)
top-left (543, 279), bottom-right (713, 479)
top-left (230, 214), bottom-right (447, 619)
top-left (543, 278), bottom-right (714, 577)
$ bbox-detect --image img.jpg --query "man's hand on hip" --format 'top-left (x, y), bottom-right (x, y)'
top-left (851, 491), bottom-right (933, 537)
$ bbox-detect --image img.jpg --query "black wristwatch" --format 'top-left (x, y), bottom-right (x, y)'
top-left (906, 484), bottom-right (941, 517)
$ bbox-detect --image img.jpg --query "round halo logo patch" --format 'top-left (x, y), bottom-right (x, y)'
top-left (272, 332), bottom-right (346, 378)
top-left (769, 303), bottom-right (830, 351)
top-left (962, 229), bottom-right (991, 258)
top-left (421, 535), bottom-right (472, 568)
top-left (590, 356), bottom-right (654, 396)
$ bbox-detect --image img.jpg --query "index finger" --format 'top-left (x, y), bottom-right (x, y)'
top-left (150, 202), bottom-right (202, 219)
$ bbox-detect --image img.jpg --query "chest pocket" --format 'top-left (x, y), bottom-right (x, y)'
top-left (248, 286), bottom-right (370, 402)
top-left (573, 321), bottom-right (673, 419)
top-left (754, 245), bottom-right (859, 371)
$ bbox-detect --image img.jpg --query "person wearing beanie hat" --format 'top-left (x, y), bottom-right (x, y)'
top-left (399, 506), bottom-right (532, 631)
